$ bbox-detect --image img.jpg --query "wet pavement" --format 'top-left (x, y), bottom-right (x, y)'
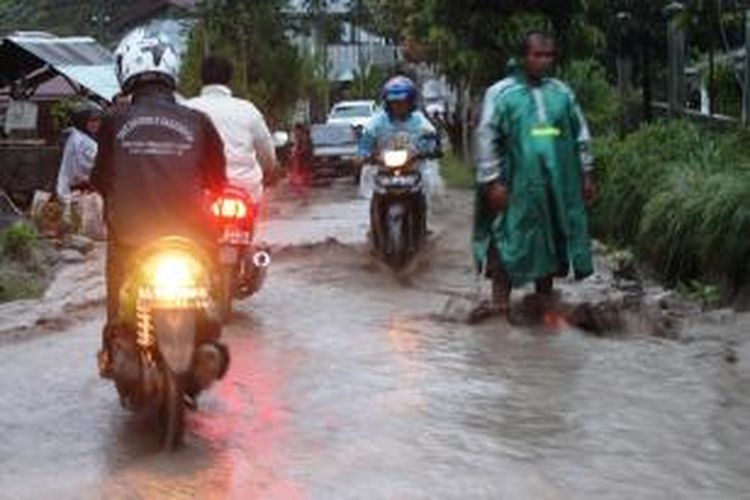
top-left (1, 183), bottom-right (750, 499)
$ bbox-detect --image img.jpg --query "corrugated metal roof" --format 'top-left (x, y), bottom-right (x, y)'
top-left (0, 35), bottom-right (118, 101)
top-left (8, 35), bottom-right (113, 66)
top-left (56, 64), bottom-right (120, 101)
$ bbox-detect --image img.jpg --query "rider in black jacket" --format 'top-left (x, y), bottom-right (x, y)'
top-left (91, 30), bottom-right (226, 373)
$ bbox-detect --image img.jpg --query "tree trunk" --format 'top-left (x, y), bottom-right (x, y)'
top-left (461, 82), bottom-right (472, 162)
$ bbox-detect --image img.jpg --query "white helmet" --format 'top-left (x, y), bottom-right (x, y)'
top-left (115, 28), bottom-right (180, 93)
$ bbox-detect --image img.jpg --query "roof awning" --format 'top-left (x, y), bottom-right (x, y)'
top-left (55, 65), bottom-right (120, 101)
top-left (0, 34), bottom-right (119, 102)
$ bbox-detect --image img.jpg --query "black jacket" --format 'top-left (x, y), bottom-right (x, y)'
top-left (91, 90), bottom-right (226, 246)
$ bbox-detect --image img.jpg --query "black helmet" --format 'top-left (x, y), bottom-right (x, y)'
top-left (70, 101), bottom-right (102, 132)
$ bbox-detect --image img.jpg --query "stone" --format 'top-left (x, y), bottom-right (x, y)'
top-left (64, 234), bottom-right (95, 254)
top-left (60, 249), bottom-right (85, 264)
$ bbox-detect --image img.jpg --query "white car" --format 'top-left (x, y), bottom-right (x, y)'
top-left (327, 100), bottom-right (378, 129)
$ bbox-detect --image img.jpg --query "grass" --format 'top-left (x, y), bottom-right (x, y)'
top-left (0, 266), bottom-right (46, 302)
top-left (0, 222), bottom-right (50, 303)
top-left (592, 120), bottom-right (750, 297)
top-left (440, 153), bottom-right (475, 189)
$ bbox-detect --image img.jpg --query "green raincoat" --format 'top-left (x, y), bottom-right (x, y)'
top-left (472, 72), bottom-right (594, 286)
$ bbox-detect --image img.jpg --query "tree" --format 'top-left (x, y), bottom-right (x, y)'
top-left (365, 0), bottom-right (606, 159)
top-left (180, 0), bottom-right (304, 125)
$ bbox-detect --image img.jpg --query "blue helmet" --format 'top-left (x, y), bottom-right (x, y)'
top-left (381, 76), bottom-right (418, 107)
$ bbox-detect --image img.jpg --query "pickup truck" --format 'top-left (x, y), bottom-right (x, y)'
top-left (310, 123), bottom-right (359, 181)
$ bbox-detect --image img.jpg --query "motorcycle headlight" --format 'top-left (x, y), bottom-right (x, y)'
top-left (383, 149), bottom-right (409, 169)
top-left (141, 251), bottom-right (208, 304)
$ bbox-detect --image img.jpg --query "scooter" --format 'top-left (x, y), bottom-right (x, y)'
top-left (370, 132), bottom-right (441, 270)
top-left (210, 186), bottom-right (271, 322)
top-left (103, 237), bottom-right (230, 450)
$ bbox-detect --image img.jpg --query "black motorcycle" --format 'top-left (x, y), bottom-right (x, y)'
top-left (370, 132), bottom-right (441, 269)
top-left (104, 237), bottom-right (230, 450)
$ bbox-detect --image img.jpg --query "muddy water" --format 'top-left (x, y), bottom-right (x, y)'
top-left (1, 184), bottom-right (749, 499)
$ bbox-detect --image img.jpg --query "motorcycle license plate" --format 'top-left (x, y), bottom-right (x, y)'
top-left (221, 229), bottom-right (252, 245)
top-left (378, 173), bottom-right (419, 188)
top-left (219, 246), bottom-right (239, 264)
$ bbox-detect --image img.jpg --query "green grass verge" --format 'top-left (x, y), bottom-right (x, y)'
top-left (441, 153), bottom-right (475, 189)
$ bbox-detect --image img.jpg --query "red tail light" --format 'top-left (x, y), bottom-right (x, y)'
top-left (212, 197), bottom-right (249, 219)
top-left (210, 187), bottom-right (253, 222)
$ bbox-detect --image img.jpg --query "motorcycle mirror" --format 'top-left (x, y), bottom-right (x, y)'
top-left (272, 131), bottom-right (290, 148)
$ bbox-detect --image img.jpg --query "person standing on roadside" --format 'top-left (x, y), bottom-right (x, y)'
top-left (56, 102), bottom-right (102, 202)
top-left (473, 30), bottom-right (597, 312)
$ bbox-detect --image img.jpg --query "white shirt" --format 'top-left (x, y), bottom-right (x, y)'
top-left (186, 85), bottom-right (276, 202)
top-left (56, 128), bottom-right (97, 201)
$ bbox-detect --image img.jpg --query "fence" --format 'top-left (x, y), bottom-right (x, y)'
top-left (618, 1), bottom-right (750, 131)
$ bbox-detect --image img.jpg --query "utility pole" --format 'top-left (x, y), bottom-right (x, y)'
top-left (616, 10), bottom-right (633, 136)
top-left (665, 2), bottom-right (686, 119)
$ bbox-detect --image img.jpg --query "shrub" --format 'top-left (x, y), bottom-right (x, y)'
top-left (0, 222), bottom-right (39, 262)
top-left (593, 120), bottom-right (750, 294)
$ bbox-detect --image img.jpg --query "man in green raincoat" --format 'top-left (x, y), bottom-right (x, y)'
top-left (473, 31), bottom-right (596, 311)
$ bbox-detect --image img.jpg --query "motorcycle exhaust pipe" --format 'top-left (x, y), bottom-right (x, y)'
top-left (252, 250), bottom-right (272, 269)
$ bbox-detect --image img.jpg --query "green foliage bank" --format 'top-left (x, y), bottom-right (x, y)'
top-left (593, 121), bottom-right (750, 297)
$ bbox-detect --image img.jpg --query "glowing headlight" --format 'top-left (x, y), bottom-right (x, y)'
top-left (383, 149), bottom-right (409, 169)
top-left (142, 251), bottom-right (207, 303)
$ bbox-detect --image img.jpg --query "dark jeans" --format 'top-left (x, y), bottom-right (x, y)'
top-left (106, 240), bottom-right (136, 325)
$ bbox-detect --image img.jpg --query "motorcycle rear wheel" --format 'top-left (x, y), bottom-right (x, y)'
top-left (160, 369), bottom-right (185, 451)
top-left (219, 265), bottom-right (234, 323)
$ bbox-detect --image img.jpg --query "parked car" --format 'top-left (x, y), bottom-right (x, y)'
top-left (326, 100), bottom-right (378, 129)
top-left (309, 123), bottom-right (359, 181)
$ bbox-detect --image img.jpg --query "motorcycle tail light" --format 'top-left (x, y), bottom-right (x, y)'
top-left (212, 196), bottom-right (250, 220)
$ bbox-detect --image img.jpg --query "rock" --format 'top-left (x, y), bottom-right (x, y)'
top-left (724, 348), bottom-right (739, 364)
top-left (60, 249), bottom-right (85, 264)
top-left (591, 240), bottom-right (608, 255)
top-left (651, 311), bottom-right (683, 339)
top-left (703, 308), bottom-right (736, 325)
top-left (567, 301), bottom-right (625, 335)
top-left (63, 234), bottom-right (95, 254)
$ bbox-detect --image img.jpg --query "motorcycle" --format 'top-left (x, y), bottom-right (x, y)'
top-left (210, 186), bottom-right (271, 321)
top-left (370, 132), bottom-right (441, 269)
top-left (104, 237), bottom-right (230, 450)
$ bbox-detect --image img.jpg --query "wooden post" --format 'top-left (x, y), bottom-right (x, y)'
top-left (665, 2), bottom-right (686, 119)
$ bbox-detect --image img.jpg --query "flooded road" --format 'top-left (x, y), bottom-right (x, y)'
top-left (1, 184), bottom-right (750, 499)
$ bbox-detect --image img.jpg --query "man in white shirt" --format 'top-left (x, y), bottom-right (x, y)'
top-left (186, 55), bottom-right (276, 203)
